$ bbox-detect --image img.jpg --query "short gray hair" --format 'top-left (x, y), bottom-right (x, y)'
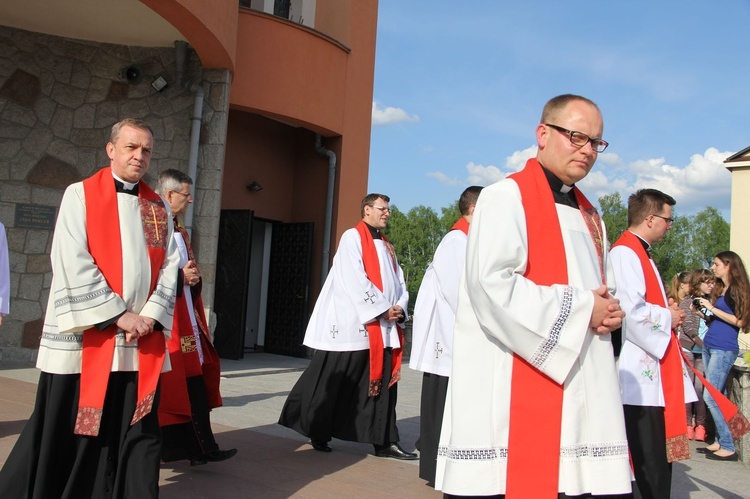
top-left (157, 168), bottom-right (193, 196)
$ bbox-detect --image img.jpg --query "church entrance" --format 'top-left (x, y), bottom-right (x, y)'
top-left (213, 210), bottom-right (313, 359)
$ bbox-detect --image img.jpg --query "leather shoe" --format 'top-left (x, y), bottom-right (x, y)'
top-left (374, 443), bottom-right (418, 460)
top-left (705, 451), bottom-right (739, 461)
top-left (189, 457), bottom-right (208, 466)
top-left (311, 440), bottom-right (332, 452)
top-left (204, 448), bottom-right (238, 462)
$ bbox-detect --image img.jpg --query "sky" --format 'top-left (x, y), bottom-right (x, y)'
top-left (368, 1), bottom-right (749, 220)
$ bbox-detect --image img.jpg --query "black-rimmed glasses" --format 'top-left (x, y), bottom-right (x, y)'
top-left (651, 214), bottom-right (673, 225)
top-left (545, 123), bottom-right (609, 153)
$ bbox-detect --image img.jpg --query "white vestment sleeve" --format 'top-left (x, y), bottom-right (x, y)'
top-left (50, 185), bottom-right (128, 333)
top-left (464, 180), bottom-right (595, 385)
top-left (0, 222), bottom-right (9, 315)
top-left (337, 230), bottom-right (394, 324)
top-left (609, 244), bottom-right (671, 358)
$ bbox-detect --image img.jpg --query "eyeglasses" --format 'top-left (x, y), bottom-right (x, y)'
top-left (651, 214), bottom-right (673, 225)
top-left (370, 205), bottom-right (391, 214)
top-left (545, 124), bottom-right (609, 153)
top-left (172, 190), bottom-right (192, 199)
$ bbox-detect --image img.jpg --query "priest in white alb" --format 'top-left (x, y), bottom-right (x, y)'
top-left (0, 118), bottom-right (179, 499)
top-left (279, 193), bottom-right (417, 460)
top-left (436, 95), bottom-right (633, 498)
top-left (409, 185), bottom-right (482, 485)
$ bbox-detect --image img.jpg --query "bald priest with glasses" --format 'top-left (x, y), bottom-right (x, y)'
top-left (436, 95), bottom-right (633, 498)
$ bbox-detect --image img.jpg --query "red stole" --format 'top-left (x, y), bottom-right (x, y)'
top-left (613, 231), bottom-right (691, 460)
top-left (76, 167), bottom-right (168, 436)
top-left (505, 158), bottom-right (603, 498)
top-left (158, 220), bottom-right (222, 426)
top-left (355, 221), bottom-right (404, 397)
top-left (450, 216), bottom-right (469, 236)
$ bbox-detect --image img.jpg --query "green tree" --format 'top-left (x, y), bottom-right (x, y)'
top-left (439, 201), bottom-right (461, 233)
top-left (599, 192), bottom-right (627, 245)
top-left (690, 206), bottom-right (730, 267)
top-left (384, 205), bottom-right (442, 311)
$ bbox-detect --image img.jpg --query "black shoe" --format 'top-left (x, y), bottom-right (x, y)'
top-left (311, 440), bottom-right (332, 452)
top-left (696, 446), bottom-right (720, 454)
top-left (204, 448), bottom-right (238, 462)
top-left (189, 457), bottom-right (208, 466)
top-left (374, 443), bottom-right (418, 460)
top-left (705, 451), bottom-right (739, 461)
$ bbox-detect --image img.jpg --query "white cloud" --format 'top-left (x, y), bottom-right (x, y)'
top-left (585, 147), bottom-right (733, 216)
top-left (371, 101), bottom-right (420, 126)
top-left (426, 147), bottom-right (733, 217)
top-left (426, 171), bottom-right (462, 186)
top-left (427, 145), bottom-right (537, 187)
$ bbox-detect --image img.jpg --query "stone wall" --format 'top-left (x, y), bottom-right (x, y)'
top-left (0, 25), bottom-right (230, 363)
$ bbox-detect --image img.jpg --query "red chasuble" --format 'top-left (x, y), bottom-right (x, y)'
top-left (505, 158), bottom-right (604, 498)
top-left (613, 231), bottom-right (750, 459)
top-left (75, 167), bottom-right (168, 436)
top-left (158, 221), bottom-right (222, 427)
top-left (355, 221), bottom-right (405, 397)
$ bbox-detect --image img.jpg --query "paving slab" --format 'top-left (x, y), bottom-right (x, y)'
top-left (1, 353), bottom-right (749, 498)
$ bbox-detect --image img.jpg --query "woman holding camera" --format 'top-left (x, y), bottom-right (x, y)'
top-left (694, 251), bottom-right (750, 461)
top-left (678, 269), bottom-right (714, 441)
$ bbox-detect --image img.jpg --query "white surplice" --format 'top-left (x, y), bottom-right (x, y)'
top-left (303, 227), bottom-right (408, 352)
top-left (609, 238), bottom-right (697, 406)
top-left (0, 222), bottom-right (9, 316)
top-left (409, 229), bottom-right (466, 377)
top-left (435, 179), bottom-right (632, 496)
top-left (36, 181), bottom-right (179, 374)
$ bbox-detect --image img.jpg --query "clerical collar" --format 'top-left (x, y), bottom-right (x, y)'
top-left (112, 172), bottom-right (139, 195)
top-left (364, 222), bottom-right (382, 239)
top-left (540, 164), bottom-right (577, 208)
top-left (629, 231), bottom-right (651, 253)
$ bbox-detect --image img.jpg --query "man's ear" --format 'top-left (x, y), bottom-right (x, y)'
top-left (536, 123), bottom-right (548, 149)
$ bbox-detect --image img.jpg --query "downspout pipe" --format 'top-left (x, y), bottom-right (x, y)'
top-left (175, 40), bottom-right (204, 236)
top-left (315, 134), bottom-right (337, 285)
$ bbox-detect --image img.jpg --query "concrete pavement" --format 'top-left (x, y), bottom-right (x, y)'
top-left (1, 353), bottom-right (748, 498)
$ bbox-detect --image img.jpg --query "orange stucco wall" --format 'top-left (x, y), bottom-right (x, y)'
top-left (231, 10), bottom-right (349, 135)
top-left (330, 0), bottom-right (378, 236)
top-left (141, 0), bottom-right (237, 71)
top-left (222, 110), bottom-right (335, 291)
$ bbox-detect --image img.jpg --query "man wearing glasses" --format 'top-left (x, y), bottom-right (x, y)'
top-left (156, 169), bottom-right (237, 467)
top-left (610, 189), bottom-right (696, 499)
top-left (279, 193), bottom-right (417, 460)
top-left (436, 95), bottom-right (632, 498)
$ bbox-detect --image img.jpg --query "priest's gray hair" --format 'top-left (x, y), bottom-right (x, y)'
top-left (157, 169), bottom-right (193, 196)
top-left (110, 118), bottom-right (154, 144)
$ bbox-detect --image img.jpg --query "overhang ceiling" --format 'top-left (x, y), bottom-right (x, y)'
top-left (1, 0), bottom-right (185, 47)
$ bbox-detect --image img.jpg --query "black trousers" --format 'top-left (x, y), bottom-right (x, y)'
top-left (0, 371), bottom-right (161, 499)
top-left (624, 404), bottom-right (671, 499)
top-left (418, 372), bottom-right (449, 485)
top-left (161, 375), bottom-right (219, 461)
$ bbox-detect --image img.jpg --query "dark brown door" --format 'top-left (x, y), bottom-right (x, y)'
top-left (213, 210), bottom-right (252, 360)
top-left (264, 222), bottom-right (314, 358)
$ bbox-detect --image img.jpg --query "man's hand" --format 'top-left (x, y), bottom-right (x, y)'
top-left (117, 312), bottom-right (155, 343)
top-left (668, 298), bottom-right (685, 329)
top-left (183, 260), bottom-right (201, 287)
top-left (382, 305), bottom-right (405, 322)
top-left (590, 285), bottom-right (625, 335)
